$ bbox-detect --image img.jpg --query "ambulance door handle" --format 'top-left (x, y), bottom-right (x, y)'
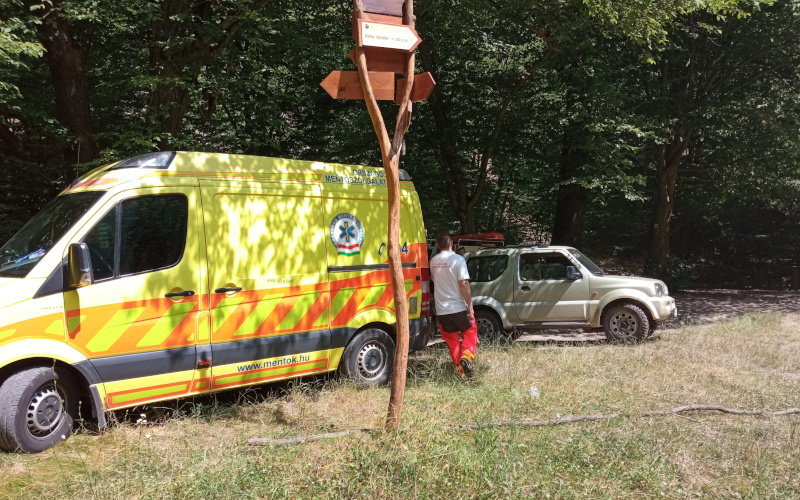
top-left (215, 287), bottom-right (243, 294)
top-left (165, 290), bottom-right (195, 298)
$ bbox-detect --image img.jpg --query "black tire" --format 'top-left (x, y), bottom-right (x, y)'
top-left (475, 309), bottom-right (502, 344)
top-left (341, 328), bottom-right (395, 386)
top-left (0, 366), bottom-right (78, 453)
top-left (602, 303), bottom-right (650, 343)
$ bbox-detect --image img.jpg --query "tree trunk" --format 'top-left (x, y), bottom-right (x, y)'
top-left (352, 0), bottom-right (414, 431)
top-left (551, 127), bottom-right (589, 247)
top-left (146, 58), bottom-right (193, 151)
top-left (147, 0), bottom-right (191, 151)
top-left (145, 0), bottom-right (266, 151)
top-left (33, 0), bottom-right (99, 180)
top-left (647, 134), bottom-right (689, 273)
top-left (418, 39), bottom-right (522, 235)
top-left (417, 50), bottom-right (474, 231)
top-left (676, 213), bottom-right (696, 260)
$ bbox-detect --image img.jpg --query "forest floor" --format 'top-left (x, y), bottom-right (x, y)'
top-left (1, 296), bottom-right (799, 499)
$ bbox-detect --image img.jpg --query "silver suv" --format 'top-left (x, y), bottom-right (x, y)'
top-left (465, 245), bottom-right (677, 342)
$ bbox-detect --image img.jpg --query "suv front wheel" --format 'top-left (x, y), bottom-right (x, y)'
top-left (474, 309), bottom-right (502, 344)
top-left (602, 303), bottom-right (650, 343)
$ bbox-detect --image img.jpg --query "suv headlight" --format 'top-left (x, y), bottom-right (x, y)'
top-left (654, 283), bottom-right (667, 296)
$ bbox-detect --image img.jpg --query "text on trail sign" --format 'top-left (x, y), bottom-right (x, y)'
top-left (359, 20), bottom-right (421, 52)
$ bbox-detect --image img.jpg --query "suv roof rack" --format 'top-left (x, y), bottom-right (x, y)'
top-left (504, 243), bottom-right (549, 248)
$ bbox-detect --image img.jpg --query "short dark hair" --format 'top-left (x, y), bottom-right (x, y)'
top-left (436, 232), bottom-right (452, 251)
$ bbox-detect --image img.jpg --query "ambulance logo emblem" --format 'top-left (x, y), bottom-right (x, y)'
top-left (330, 213), bottom-right (364, 256)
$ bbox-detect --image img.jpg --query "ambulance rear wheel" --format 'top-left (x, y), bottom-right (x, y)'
top-left (341, 328), bottom-right (395, 387)
top-left (0, 366), bottom-right (78, 453)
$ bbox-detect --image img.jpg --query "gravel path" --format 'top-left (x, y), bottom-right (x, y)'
top-left (440, 289), bottom-right (800, 344)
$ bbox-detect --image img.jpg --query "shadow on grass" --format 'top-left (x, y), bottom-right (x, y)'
top-left (106, 372), bottom-right (338, 429)
top-left (97, 329), bottom-right (664, 432)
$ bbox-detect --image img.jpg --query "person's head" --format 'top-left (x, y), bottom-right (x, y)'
top-left (456, 246), bottom-right (466, 256)
top-left (436, 232), bottom-right (452, 251)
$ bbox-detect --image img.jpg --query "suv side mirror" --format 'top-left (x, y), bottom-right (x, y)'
top-left (68, 243), bottom-right (93, 288)
top-left (566, 265), bottom-right (582, 280)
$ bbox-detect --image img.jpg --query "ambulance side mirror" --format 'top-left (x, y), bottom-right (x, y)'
top-left (68, 243), bottom-right (93, 288)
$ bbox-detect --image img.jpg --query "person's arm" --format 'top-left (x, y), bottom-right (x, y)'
top-left (459, 279), bottom-right (474, 319)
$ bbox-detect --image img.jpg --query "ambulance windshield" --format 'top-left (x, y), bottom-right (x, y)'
top-left (0, 192), bottom-right (104, 278)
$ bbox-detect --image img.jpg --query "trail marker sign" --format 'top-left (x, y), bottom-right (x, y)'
top-left (394, 72), bottom-right (435, 104)
top-left (320, 70), bottom-right (395, 100)
top-left (358, 20), bottom-right (421, 52)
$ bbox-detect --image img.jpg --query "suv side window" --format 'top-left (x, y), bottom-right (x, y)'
top-left (519, 252), bottom-right (574, 281)
top-left (467, 255), bottom-right (508, 282)
top-left (82, 194), bottom-right (188, 280)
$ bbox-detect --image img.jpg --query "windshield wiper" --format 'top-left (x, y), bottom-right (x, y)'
top-left (0, 249), bottom-right (45, 270)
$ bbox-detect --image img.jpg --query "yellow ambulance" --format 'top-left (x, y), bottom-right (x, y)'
top-left (0, 151), bottom-right (431, 453)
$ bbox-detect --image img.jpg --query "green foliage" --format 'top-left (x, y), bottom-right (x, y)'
top-left (583, 0), bottom-right (755, 45)
top-left (0, 0), bottom-right (798, 282)
top-left (0, 17), bottom-right (42, 95)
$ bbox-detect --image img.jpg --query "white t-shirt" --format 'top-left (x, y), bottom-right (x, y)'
top-left (430, 250), bottom-right (470, 315)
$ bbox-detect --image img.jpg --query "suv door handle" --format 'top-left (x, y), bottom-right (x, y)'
top-left (214, 287), bottom-right (243, 294)
top-left (165, 290), bottom-right (195, 298)
top-left (520, 286), bottom-right (531, 292)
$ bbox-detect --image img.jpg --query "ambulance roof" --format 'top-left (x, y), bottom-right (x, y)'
top-left (65, 151), bottom-right (411, 192)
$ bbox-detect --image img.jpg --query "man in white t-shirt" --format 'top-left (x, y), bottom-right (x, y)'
top-left (430, 233), bottom-right (478, 379)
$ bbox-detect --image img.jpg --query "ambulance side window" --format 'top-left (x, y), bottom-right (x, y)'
top-left (119, 194), bottom-right (188, 276)
top-left (81, 194), bottom-right (188, 281)
top-left (83, 208), bottom-right (117, 281)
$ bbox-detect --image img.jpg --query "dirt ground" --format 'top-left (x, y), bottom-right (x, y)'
top-left (508, 289), bottom-right (800, 342)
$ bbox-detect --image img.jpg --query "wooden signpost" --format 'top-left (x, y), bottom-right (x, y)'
top-left (363, 0), bottom-right (404, 16)
top-left (321, 0), bottom-right (435, 431)
top-left (320, 71), bottom-right (395, 100)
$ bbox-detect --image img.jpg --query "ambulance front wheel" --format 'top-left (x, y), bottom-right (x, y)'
top-left (341, 328), bottom-right (396, 387)
top-left (0, 366), bottom-right (78, 453)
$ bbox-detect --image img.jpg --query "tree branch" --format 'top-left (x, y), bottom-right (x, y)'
top-left (248, 405), bottom-right (800, 446)
top-left (0, 119), bottom-right (61, 163)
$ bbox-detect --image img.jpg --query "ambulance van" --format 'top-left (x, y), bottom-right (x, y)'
top-left (0, 151), bottom-right (431, 453)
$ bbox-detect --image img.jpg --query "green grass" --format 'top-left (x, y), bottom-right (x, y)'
top-left (2, 312), bottom-right (799, 499)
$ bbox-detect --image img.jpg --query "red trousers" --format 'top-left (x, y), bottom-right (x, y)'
top-left (439, 318), bottom-right (478, 366)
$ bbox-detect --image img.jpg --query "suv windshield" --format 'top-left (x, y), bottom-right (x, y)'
top-left (0, 192), bottom-right (104, 278)
top-left (569, 249), bottom-right (604, 276)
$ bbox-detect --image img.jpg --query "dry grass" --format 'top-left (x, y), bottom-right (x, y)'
top-left (1, 312), bottom-right (799, 499)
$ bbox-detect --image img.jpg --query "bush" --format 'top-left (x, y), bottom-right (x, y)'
top-left (659, 257), bottom-right (697, 291)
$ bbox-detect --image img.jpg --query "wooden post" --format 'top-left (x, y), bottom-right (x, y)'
top-left (352, 0), bottom-right (415, 431)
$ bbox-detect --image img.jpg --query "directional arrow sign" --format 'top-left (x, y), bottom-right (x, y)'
top-left (320, 71), bottom-right (395, 100)
top-left (395, 72), bottom-right (436, 104)
top-left (358, 20), bottom-right (421, 52)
